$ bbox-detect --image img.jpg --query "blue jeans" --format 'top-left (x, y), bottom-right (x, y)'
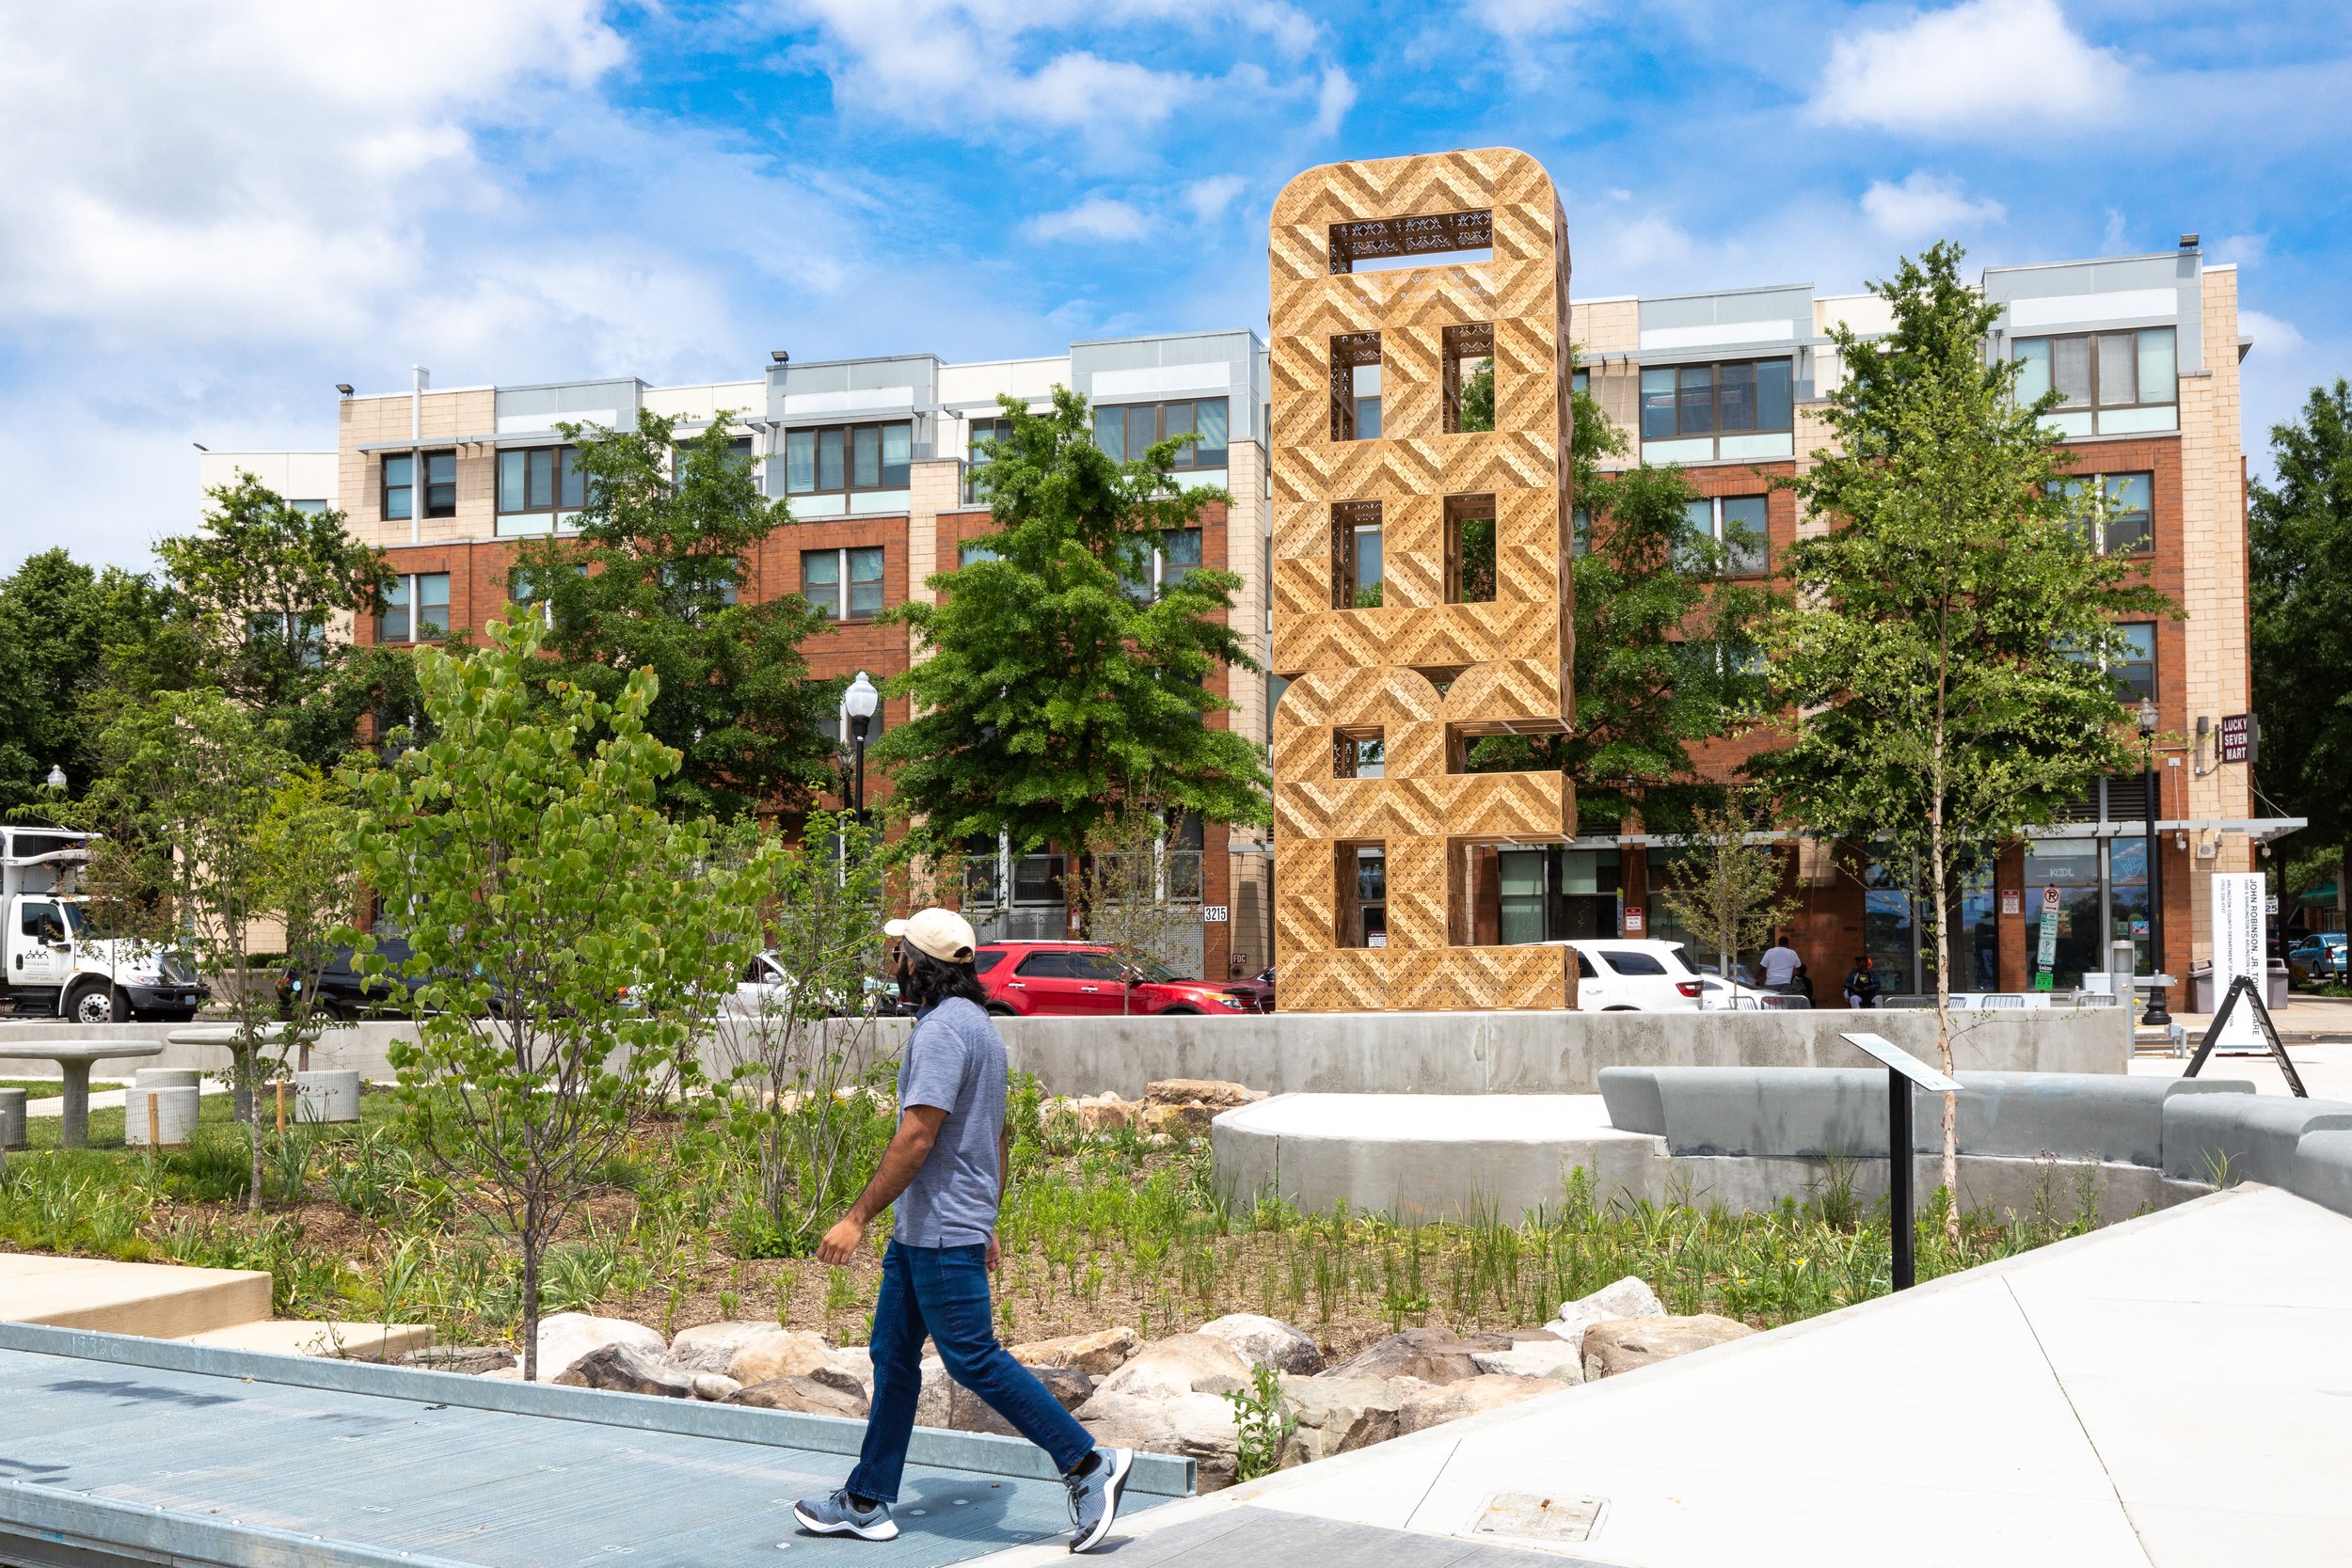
top-left (846, 1240), bottom-right (1095, 1503)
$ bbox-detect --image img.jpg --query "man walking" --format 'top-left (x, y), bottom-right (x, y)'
top-left (794, 908), bottom-right (1133, 1552)
top-left (1759, 932), bottom-right (1803, 993)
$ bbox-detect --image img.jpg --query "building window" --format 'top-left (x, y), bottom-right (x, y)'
top-left (2114, 623), bottom-right (2155, 702)
top-left (1338, 843), bottom-right (1387, 947)
top-left (378, 573), bottom-right (450, 643)
top-left (1442, 323), bottom-right (1496, 434)
top-left (1331, 333), bottom-right (1382, 442)
top-left (803, 546), bottom-right (885, 621)
top-left (1681, 495), bottom-right (1770, 576)
top-left (498, 445), bottom-right (588, 535)
top-left (1091, 399), bottom-right (1229, 469)
top-left (959, 537), bottom-right (1001, 567)
top-left (2014, 328), bottom-right (2177, 436)
top-left (1446, 494), bottom-right (1497, 603)
top-left (1333, 727), bottom-right (1385, 779)
top-left (966, 415), bottom-right (1013, 503)
top-left (1572, 506), bottom-right (1591, 560)
top-left (2052, 471), bottom-right (2154, 555)
top-left (383, 451), bottom-right (455, 521)
top-left (246, 612), bottom-right (326, 668)
top-left (1120, 527), bottom-right (1203, 601)
top-left (1571, 368), bottom-right (1590, 397)
top-left (288, 499), bottom-right (330, 516)
top-left (1014, 853), bottom-right (1067, 909)
top-left (785, 421), bottom-right (912, 499)
top-left (816, 684), bottom-right (885, 751)
top-left (1331, 500), bottom-right (1383, 609)
top-left (1642, 360), bottom-right (1794, 440)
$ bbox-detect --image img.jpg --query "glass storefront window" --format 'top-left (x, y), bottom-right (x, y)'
top-left (2025, 841), bottom-right (2103, 988)
top-left (2106, 838), bottom-right (2152, 974)
top-left (1862, 863), bottom-right (1921, 996)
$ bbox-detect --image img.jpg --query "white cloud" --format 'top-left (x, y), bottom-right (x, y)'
top-left (1466, 0), bottom-right (1598, 38)
top-left (2211, 232), bottom-right (2269, 269)
top-left (1860, 171), bottom-right (2007, 239)
top-left (1311, 65), bottom-right (1358, 136)
top-left (2238, 309), bottom-right (2305, 356)
top-left (1025, 197), bottom-right (1152, 243)
top-left (1184, 176), bottom-right (1249, 223)
top-left (1810, 0), bottom-right (2128, 135)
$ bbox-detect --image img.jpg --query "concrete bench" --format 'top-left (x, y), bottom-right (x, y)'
top-left (2289, 1129), bottom-right (2352, 1218)
top-left (2161, 1095), bottom-right (2352, 1189)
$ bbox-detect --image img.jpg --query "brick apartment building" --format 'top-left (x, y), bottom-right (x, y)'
top-left (199, 241), bottom-right (2293, 999)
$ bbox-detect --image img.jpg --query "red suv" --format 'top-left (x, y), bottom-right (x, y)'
top-left (974, 941), bottom-right (1255, 1017)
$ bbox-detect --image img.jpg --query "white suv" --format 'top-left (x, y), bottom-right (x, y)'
top-left (1543, 939), bottom-right (1708, 1011)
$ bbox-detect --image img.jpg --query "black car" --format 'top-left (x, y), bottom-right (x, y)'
top-left (277, 938), bottom-right (427, 1020)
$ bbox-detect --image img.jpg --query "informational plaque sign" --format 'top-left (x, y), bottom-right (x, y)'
top-left (2220, 713), bottom-right (2253, 765)
top-left (2001, 889), bottom-right (2021, 916)
top-left (2211, 872), bottom-right (2266, 1047)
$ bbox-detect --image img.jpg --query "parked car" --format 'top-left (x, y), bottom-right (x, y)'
top-left (277, 938), bottom-right (425, 1020)
top-left (2286, 933), bottom-right (2347, 988)
top-left (1223, 966), bottom-right (1276, 1013)
top-left (1540, 938), bottom-right (1707, 1011)
top-left (726, 950), bottom-right (907, 1018)
top-left (974, 941), bottom-right (1256, 1017)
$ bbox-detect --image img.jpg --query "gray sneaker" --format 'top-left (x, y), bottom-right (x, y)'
top-left (1064, 1447), bottom-right (1133, 1553)
top-left (793, 1488), bottom-right (898, 1542)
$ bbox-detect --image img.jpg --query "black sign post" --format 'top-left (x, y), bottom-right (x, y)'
top-left (1841, 1031), bottom-right (1963, 1291)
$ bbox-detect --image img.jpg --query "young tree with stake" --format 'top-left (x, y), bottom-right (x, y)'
top-left (1657, 790), bottom-right (1794, 996)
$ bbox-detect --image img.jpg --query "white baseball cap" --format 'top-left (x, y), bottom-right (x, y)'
top-left (883, 907), bottom-right (977, 963)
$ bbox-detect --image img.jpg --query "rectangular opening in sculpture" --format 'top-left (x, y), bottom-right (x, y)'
top-left (1441, 323), bottom-right (1496, 434)
top-left (1337, 842), bottom-right (1388, 947)
top-left (1330, 333), bottom-right (1382, 441)
top-left (1329, 210), bottom-right (1494, 274)
top-left (1332, 726), bottom-right (1386, 778)
top-left (1445, 494), bottom-right (1498, 604)
top-left (1331, 499), bottom-right (1384, 609)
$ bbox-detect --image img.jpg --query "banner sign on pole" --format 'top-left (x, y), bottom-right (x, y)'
top-left (2211, 872), bottom-right (2266, 1047)
top-left (2035, 885), bottom-right (2062, 974)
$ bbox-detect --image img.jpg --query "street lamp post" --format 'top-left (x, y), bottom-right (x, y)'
top-left (2138, 697), bottom-right (2171, 1027)
top-left (841, 672), bottom-right (879, 823)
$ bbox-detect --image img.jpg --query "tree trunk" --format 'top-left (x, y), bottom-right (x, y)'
top-left (520, 1212), bottom-right (542, 1382)
top-left (244, 1043), bottom-right (264, 1215)
top-left (1931, 769), bottom-right (1960, 1248)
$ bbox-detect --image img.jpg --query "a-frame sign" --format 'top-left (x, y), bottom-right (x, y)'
top-left (2181, 974), bottom-right (2309, 1098)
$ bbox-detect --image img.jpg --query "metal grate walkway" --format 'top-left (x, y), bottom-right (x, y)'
top-left (0, 1321), bottom-right (1190, 1568)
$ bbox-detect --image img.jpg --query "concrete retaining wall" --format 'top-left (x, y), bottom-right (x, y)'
top-left (0, 1006), bottom-right (2127, 1098)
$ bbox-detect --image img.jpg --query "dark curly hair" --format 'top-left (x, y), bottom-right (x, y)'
top-left (899, 945), bottom-right (988, 1010)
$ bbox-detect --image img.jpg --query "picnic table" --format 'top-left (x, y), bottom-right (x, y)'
top-left (0, 1039), bottom-right (165, 1148)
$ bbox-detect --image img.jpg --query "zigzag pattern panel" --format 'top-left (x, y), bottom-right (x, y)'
top-left (1268, 147), bottom-right (1573, 1013)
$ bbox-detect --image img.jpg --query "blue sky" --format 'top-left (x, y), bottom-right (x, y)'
top-left (3, 0), bottom-right (2347, 572)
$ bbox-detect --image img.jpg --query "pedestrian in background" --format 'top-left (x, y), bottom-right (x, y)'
top-left (1843, 955), bottom-right (1881, 1009)
top-left (1760, 933), bottom-right (1803, 992)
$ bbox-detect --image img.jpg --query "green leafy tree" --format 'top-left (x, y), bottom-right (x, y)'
top-left (1755, 241), bottom-right (2175, 1227)
top-left (1467, 358), bottom-right (1772, 833)
top-left (1067, 805), bottom-right (1202, 1009)
top-left (2250, 380), bottom-right (2352, 926)
top-left (257, 768), bottom-right (366, 1064)
top-left (0, 549), bottom-right (172, 816)
top-left (352, 615), bottom-right (779, 1377)
top-left (519, 412), bottom-right (836, 820)
top-left (1658, 789), bottom-right (1795, 990)
top-left (79, 690), bottom-right (298, 1210)
top-left (872, 388), bottom-right (1270, 856)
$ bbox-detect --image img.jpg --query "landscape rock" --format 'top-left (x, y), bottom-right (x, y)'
top-left (1008, 1326), bottom-right (1138, 1378)
top-left (939, 1366), bottom-right (1096, 1438)
top-left (1088, 1333), bottom-right (1251, 1401)
top-left (727, 1373), bottom-right (868, 1418)
top-left (1195, 1314), bottom-right (1322, 1375)
top-left (1581, 1314), bottom-right (1755, 1380)
top-left (1548, 1276), bottom-right (1666, 1347)
top-left (1048, 1093), bottom-right (1140, 1135)
top-left (820, 1346), bottom-right (877, 1400)
top-left (1275, 1375), bottom-right (1414, 1465)
top-left (402, 1346), bottom-right (516, 1376)
top-left (668, 1320), bottom-right (789, 1377)
top-left (1140, 1102), bottom-right (1216, 1139)
top-left (1319, 1328), bottom-right (1486, 1386)
top-left (726, 1329), bottom-right (834, 1387)
top-left (555, 1341), bottom-right (695, 1399)
top-left (1394, 1373), bottom-right (1561, 1434)
top-left (1144, 1078), bottom-right (1264, 1110)
top-left (691, 1372), bottom-right (743, 1402)
top-left (479, 1365), bottom-right (523, 1380)
top-left (1470, 1338), bottom-right (1586, 1384)
top-left (535, 1313), bottom-right (664, 1384)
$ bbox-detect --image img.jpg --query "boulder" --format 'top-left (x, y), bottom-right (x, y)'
top-left (939, 1367), bottom-right (1097, 1438)
top-left (1581, 1314), bottom-right (1755, 1380)
top-left (820, 1346), bottom-right (878, 1400)
top-left (1048, 1093), bottom-right (1140, 1135)
top-left (1470, 1338), bottom-right (1585, 1384)
top-left (555, 1341), bottom-right (695, 1398)
top-left (727, 1373), bottom-right (869, 1418)
top-left (1319, 1328), bottom-right (1485, 1386)
top-left (691, 1372), bottom-right (743, 1402)
top-left (726, 1329), bottom-right (834, 1387)
top-left (668, 1320), bottom-right (789, 1377)
top-left (1548, 1276), bottom-right (1666, 1348)
top-left (1275, 1375), bottom-right (1413, 1465)
top-left (1008, 1326), bottom-right (1138, 1378)
top-left (535, 1313), bottom-right (664, 1384)
top-left (402, 1345), bottom-right (515, 1376)
top-left (1140, 1102), bottom-right (1215, 1139)
top-left (1145, 1079), bottom-right (1263, 1110)
top-left (1195, 1314), bottom-right (1322, 1375)
top-left (1394, 1373), bottom-right (1561, 1435)
top-left (1089, 1334), bottom-right (1251, 1401)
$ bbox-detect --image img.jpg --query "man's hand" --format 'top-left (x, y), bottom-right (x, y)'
top-left (986, 1230), bottom-right (1001, 1273)
top-left (818, 1215), bottom-right (866, 1265)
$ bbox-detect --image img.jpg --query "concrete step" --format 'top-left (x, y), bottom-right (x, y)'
top-left (177, 1320), bottom-right (434, 1362)
top-left (0, 1253), bottom-right (274, 1338)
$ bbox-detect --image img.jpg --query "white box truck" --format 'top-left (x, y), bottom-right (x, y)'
top-left (2, 826), bottom-right (207, 1022)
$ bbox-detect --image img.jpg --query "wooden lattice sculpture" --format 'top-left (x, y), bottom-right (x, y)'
top-left (1269, 149), bottom-right (1576, 1011)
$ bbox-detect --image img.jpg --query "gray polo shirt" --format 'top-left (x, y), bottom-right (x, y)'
top-left (892, 996), bottom-right (1008, 1248)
